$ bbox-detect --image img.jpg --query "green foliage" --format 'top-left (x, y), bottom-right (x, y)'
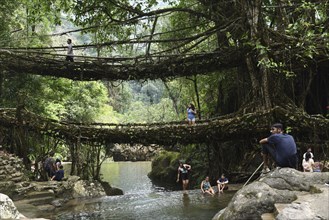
top-left (148, 151), bottom-right (180, 185)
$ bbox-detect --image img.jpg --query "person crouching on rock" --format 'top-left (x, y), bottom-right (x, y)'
top-left (259, 123), bottom-right (297, 174)
top-left (51, 165), bottom-right (64, 181)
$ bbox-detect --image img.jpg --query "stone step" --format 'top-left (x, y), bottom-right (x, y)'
top-left (19, 196), bottom-right (55, 206)
top-left (24, 190), bottom-right (55, 200)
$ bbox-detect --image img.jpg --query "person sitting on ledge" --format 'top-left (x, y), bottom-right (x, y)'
top-left (217, 174), bottom-right (229, 192)
top-left (201, 176), bottom-right (215, 196)
top-left (259, 123), bottom-right (297, 174)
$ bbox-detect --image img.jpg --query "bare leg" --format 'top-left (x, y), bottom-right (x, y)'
top-left (262, 152), bottom-right (269, 168)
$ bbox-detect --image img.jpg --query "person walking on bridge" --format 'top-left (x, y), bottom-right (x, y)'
top-left (66, 38), bottom-right (74, 62)
top-left (176, 161), bottom-right (191, 192)
top-left (187, 103), bottom-right (197, 126)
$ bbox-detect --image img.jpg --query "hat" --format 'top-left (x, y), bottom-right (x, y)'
top-left (271, 123), bottom-right (283, 130)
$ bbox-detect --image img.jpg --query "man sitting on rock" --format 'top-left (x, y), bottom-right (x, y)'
top-left (259, 123), bottom-right (297, 174)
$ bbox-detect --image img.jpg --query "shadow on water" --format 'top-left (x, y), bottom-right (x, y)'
top-left (19, 162), bottom-right (237, 220)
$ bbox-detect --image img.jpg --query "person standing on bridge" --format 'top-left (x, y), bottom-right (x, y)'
top-left (187, 103), bottom-right (197, 126)
top-left (66, 38), bottom-right (74, 62)
top-left (177, 161), bottom-right (191, 192)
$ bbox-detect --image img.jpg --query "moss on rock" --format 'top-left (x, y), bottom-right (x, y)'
top-left (148, 151), bottom-right (180, 187)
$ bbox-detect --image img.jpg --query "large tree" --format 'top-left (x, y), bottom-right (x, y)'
top-left (57, 0), bottom-right (328, 114)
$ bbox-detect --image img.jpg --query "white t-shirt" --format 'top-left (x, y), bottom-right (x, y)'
top-left (302, 158), bottom-right (315, 172)
top-left (67, 43), bottom-right (73, 56)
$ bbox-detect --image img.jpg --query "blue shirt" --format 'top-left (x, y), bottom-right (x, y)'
top-left (267, 133), bottom-right (297, 165)
top-left (187, 108), bottom-right (195, 119)
top-left (218, 177), bottom-right (228, 183)
top-left (54, 170), bottom-right (64, 181)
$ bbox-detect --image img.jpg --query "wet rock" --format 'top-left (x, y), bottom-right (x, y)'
top-left (100, 181), bottom-right (123, 196)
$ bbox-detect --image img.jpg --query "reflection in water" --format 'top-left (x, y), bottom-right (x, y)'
top-left (182, 193), bottom-right (190, 208)
top-left (21, 162), bottom-right (236, 220)
top-left (101, 161), bottom-right (153, 194)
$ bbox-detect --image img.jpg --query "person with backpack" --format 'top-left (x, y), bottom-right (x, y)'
top-left (44, 151), bottom-right (56, 179)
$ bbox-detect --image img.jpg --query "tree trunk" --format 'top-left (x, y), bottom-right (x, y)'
top-left (193, 76), bottom-right (202, 119)
top-left (242, 0), bottom-right (273, 110)
top-left (163, 80), bottom-right (180, 117)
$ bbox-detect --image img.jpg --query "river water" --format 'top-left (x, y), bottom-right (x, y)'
top-left (26, 162), bottom-right (236, 219)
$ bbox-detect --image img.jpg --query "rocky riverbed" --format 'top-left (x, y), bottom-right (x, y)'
top-left (213, 168), bottom-right (329, 220)
top-left (0, 151), bottom-right (123, 219)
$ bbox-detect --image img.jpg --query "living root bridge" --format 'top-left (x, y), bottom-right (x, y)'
top-left (0, 49), bottom-right (240, 81)
top-left (0, 107), bottom-right (328, 146)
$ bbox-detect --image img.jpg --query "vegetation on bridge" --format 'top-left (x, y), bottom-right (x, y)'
top-left (0, 0), bottom-right (328, 181)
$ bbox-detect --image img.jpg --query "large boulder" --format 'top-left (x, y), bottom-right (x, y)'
top-left (148, 151), bottom-right (180, 187)
top-left (214, 168), bottom-right (329, 220)
top-left (72, 180), bottom-right (106, 198)
top-left (111, 143), bottom-right (162, 161)
top-left (100, 181), bottom-right (124, 196)
top-left (0, 193), bottom-right (23, 219)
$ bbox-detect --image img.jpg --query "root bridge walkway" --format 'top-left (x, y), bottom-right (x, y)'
top-left (0, 107), bottom-right (328, 146)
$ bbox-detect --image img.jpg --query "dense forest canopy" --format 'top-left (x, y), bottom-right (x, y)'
top-left (0, 0), bottom-right (328, 180)
top-left (0, 0), bottom-right (328, 121)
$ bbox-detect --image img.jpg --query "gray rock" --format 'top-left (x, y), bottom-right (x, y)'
top-left (218, 182), bottom-right (297, 220)
top-left (0, 193), bottom-right (24, 219)
top-left (67, 175), bottom-right (81, 183)
top-left (213, 168), bottom-right (329, 220)
top-left (0, 174), bottom-right (6, 180)
top-left (51, 199), bottom-right (66, 207)
top-left (11, 176), bottom-right (23, 183)
top-left (72, 180), bottom-right (106, 198)
top-left (276, 202), bottom-right (317, 220)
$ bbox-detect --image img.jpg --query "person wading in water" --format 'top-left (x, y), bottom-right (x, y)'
top-left (176, 161), bottom-right (191, 193)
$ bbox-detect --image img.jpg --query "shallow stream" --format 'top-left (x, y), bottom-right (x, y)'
top-left (21, 162), bottom-right (236, 219)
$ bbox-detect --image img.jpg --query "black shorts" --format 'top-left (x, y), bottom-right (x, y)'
top-left (66, 56), bottom-right (74, 62)
top-left (181, 173), bottom-right (189, 180)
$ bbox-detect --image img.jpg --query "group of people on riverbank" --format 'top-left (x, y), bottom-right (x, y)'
top-left (177, 122), bottom-right (329, 194)
top-left (176, 162), bottom-right (229, 195)
top-left (200, 174), bottom-right (229, 196)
